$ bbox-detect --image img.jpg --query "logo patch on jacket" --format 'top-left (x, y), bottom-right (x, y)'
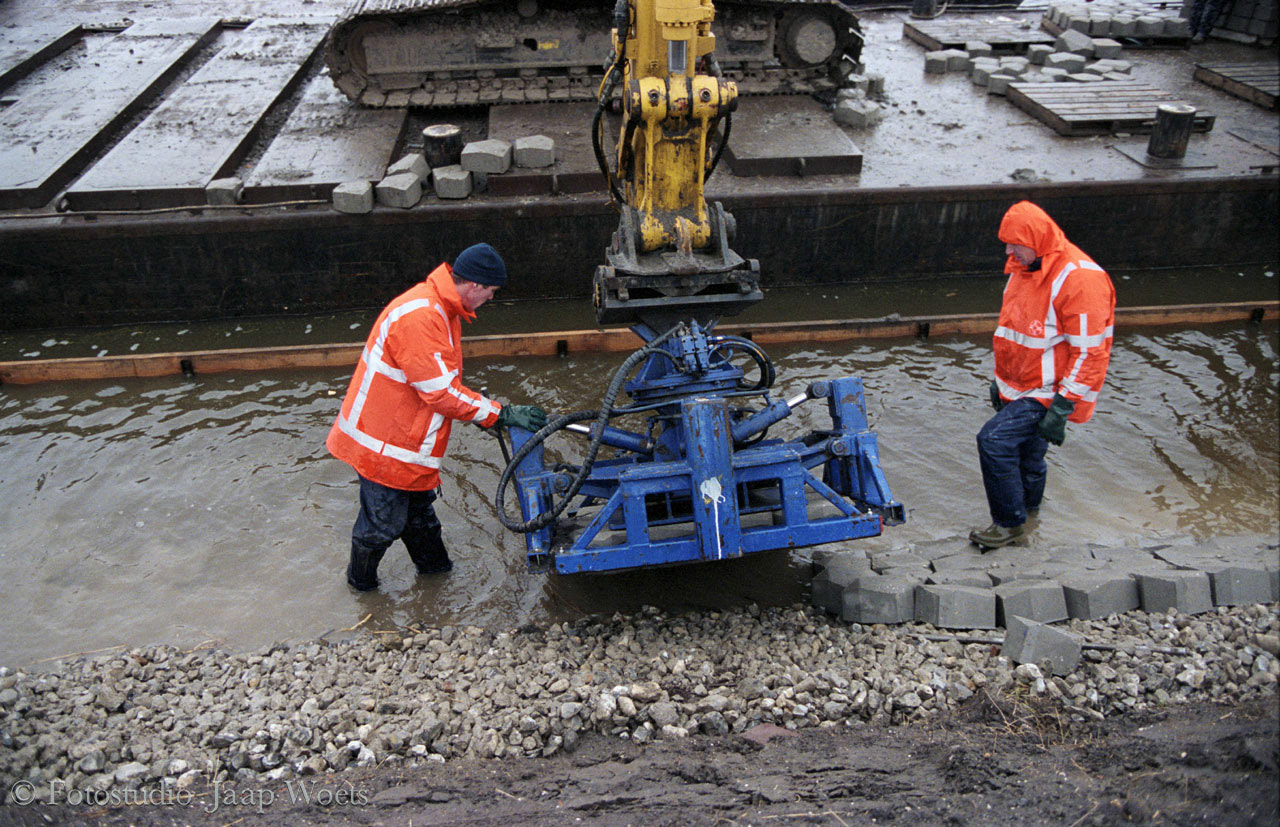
top-left (1029, 320), bottom-right (1045, 336)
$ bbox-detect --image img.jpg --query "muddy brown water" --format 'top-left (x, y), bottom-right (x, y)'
top-left (1, 274), bottom-right (1276, 666)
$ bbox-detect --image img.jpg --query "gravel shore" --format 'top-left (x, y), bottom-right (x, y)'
top-left (2, 595), bottom-right (1276, 803)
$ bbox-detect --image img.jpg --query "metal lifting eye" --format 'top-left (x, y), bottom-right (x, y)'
top-left (699, 88), bottom-right (711, 102)
top-left (648, 89), bottom-right (660, 104)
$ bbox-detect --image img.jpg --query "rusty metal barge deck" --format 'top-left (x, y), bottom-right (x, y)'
top-left (0, 2), bottom-right (1276, 330)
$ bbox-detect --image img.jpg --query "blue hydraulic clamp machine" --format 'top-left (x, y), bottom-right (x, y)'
top-left (495, 321), bottom-right (904, 574)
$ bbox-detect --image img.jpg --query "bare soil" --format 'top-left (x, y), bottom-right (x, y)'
top-left (5, 696), bottom-right (1275, 826)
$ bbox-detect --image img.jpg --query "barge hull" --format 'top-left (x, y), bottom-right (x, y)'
top-left (1, 177), bottom-right (1276, 329)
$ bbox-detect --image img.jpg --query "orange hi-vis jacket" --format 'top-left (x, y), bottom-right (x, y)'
top-left (326, 263), bottom-right (501, 491)
top-left (993, 201), bottom-right (1116, 424)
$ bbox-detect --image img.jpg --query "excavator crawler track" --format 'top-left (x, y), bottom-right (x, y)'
top-left (325, 0), bottom-right (862, 107)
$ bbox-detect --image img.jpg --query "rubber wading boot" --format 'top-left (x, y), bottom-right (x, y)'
top-left (347, 542), bottom-right (388, 591)
top-left (969, 523), bottom-right (1026, 551)
top-left (405, 531), bottom-right (453, 576)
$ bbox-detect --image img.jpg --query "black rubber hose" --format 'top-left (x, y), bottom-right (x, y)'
top-left (495, 323), bottom-right (683, 533)
top-left (592, 104), bottom-right (626, 207)
top-left (593, 2), bottom-right (630, 205)
top-left (708, 111), bottom-right (731, 179)
top-left (708, 335), bottom-right (775, 391)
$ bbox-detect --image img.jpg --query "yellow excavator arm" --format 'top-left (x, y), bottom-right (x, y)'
top-left (593, 0), bottom-right (761, 326)
top-left (619, 0), bottom-right (734, 253)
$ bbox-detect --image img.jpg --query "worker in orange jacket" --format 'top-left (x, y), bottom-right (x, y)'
top-left (327, 243), bottom-right (546, 590)
top-left (970, 201), bottom-right (1116, 550)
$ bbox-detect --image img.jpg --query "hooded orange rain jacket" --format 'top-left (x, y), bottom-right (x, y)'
top-left (326, 263), bottom-right (501, 491)
top-left (993, 201), bottom-right (1116, 423)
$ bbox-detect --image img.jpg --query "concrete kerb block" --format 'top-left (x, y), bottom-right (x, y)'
top-left (994, 580), bottom-right (1069, 626)
top-left (206, 177), bottom-right (242, 206)
top-left (924, 51), bottom-right (948, 74)
top-left (1056, 27), bottom-right (1096, 55)
top-left (1111, 15), bottom-right (1136, 36)
top-left (331, 181), bottom-right (374, 214)
top-left (1028, 44), bottom-right (1054, 65)
top-left (844, 576), bottom-right (916, 625)
top-left (964, 41), bottom-right (994, 57)
top-left (812, 554), bottom-right (873, 615)
top-left (431, 165), bottom-right (472, 199)
top-left (1091, 37), bottom-right (1124, 58)
top-left (911, 537), bottom-right (974, 561)
top-left (1163, 17), bottom-right (1191, 36)
top-left (999, 56), bottom-right (1030, 75)
top-left (926, 570), bottom-right (994, 588)
top-left (387, 153), bottom-right (429, 181)
top-left (988, 73), bottom-right (1017, 95)
top-left (1046, 52), bottom-right (1087, 72)
top-left (970, 62), bottom-right (998, 86)
top-left (1042, 67), bottom-right (1070, 81)
top-left (1001, 616), bottom-right (1082, 676)
top-left (375, 172), bottom-right (422, 208)
top-left (870, 551), bottom-right (927, 571)
top-left (1060, 573), bottom-right (1140, 620)
top-left (461, 139), bottom-right (513, 174)
top-left (943, 49), bottom-right (971, 72)
top-left (814, 547), bottom-right (865, 573)
top-left (1202, 564), bottom-right (1274, 606)
top-left (915, 584), bottom-right (997, 629)
top-left (1134, 16), bottom-right (1163, 36)
top-left (931, 550), bottom-right (989, 571)
top-left (865, 71), bottom-right (886, 96)
top-left (842, 73), bottom-right (871, 93)
top-left (1135, 571), bottom-right (1214, 615)
top-left (812, 546), bottom-right (868, 573)
top-left (833, 98), bottom-right (882, 128)
top-left (513, 135), bottom-right (555, 168)
top-left (1068, 73), bottom-right (1105, 82)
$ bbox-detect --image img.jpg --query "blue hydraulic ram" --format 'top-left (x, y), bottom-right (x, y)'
top-left (494, 321), bottom-right (904, 574)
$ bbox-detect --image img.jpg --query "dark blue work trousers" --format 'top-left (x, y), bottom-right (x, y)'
top-left (976, 397), bottom-right (1049, 528)
top-left (347, 475), bottom-right (449, 589)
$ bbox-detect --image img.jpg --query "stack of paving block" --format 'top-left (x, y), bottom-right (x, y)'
top-left (924, 34), bottom-right (1135, 94)
top-left (1045, 0), bottom-right (1192, 39)
top-left (332, 135), bottom-right (556, 212)
top-left (811, 534), bottom-right (1278, 674)
top-left (833, 72), bottom-right (887, 128)
top-left (1201, 0), bottom-right (1279, 44)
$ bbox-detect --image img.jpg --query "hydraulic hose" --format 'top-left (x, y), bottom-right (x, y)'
top-left (708, 335), bottom-right (774, 391)
top-left (495, 323), bottom-right (683, 533)
top-left (593, 0), bottom-right (630, 206)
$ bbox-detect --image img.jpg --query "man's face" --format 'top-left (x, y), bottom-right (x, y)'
top-left (457, 280), bottom-right (499, 312)
top-left (1005, 242), bottom-right (1036, 267)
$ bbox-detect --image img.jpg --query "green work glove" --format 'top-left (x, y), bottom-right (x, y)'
top-left (1036, 394), bottom-right (1074, 446)
top-left (989, 380), bottom-right (1005, 412)
top-left (495, 404), bottom-right (547, 432)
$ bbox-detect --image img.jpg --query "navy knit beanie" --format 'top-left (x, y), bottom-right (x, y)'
top-left (452, 243), bottom-right (507, 287)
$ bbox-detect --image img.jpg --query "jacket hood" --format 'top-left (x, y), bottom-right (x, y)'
top-left (429, 263), bottom-right (476, 322)
top-left (998, 201), bottom-right (1067, 259)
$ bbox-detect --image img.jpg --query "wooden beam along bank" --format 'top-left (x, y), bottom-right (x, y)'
top-left (0, 302), bottom-right (1275, 386)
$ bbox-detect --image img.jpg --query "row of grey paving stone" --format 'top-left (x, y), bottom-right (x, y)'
top-left (924, 29), bottom-right (1139, 94)
top-left (1046, 0), bottom-right (1194, 38)
top-left (333, 134), bottom-right (557, 212)
top-left (196, 134), bottom-right (556, 210)
top-left (812, 534), bottom-right (1278, 675)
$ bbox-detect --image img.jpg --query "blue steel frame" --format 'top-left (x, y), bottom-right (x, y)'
top-left (509, 326), bottom-right (903, 574)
